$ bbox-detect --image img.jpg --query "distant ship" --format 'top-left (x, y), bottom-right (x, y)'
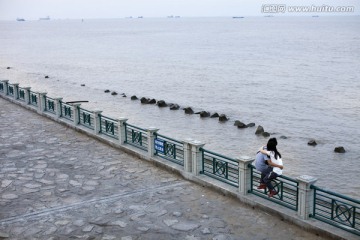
top-left (16, 18), bottom-right (25, 21)
top-left (264, 15), bottom-right (274, 17)
top-left (232, 16), bottom-right (244, 19)
top-left (312, 15), bottom-right (319, 17)
top-left (39, 16), bottom-right (50, 20)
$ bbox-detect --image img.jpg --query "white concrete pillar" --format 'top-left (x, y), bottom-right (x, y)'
top-left (23, 87), bottom-right (31, 104)
top-left (53, 98), bottom-right (63, 118)
top-left (93, 111), bottom-right (103, 134)
top-left (190, 141), bottom-right (205, 176)
top-left (183, 138), bottom-right (193, 173)
top-left (117, 117), bottom-right (128, 145)
top-left (147, 127), bottom-right (159, 157)
top-left (38, 92), bottom-right (47, 113)
top-left (71, 103), bottom-right (81, 126)
top-left (2, 80), bottom-right (9, 95)
top-left (296, 175), bottom-right (317, 220)
top-left (237, 156), bottom-right (255, 195)
top-left (12, 83), bottom-right (19, 99)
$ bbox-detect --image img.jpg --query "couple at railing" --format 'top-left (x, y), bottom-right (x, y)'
top-left (254, 137), bottom-right (284, 198)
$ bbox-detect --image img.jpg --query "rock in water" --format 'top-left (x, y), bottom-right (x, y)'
top-left (183, 107), bottom-right (194, 114)
top-left (199, 111), bottom-right (210, 117)
top-left (140, 97), bottom-right (149, 104)
top-left (148, 98), bottom-right (156, 104)
top-left (170, 104), bottom-right (180, 110)
top-left (157, 100), bottom-right (168, 107)
top-left (308, 140), bottom-right (317, 146)
top-left (219, 114), bottom-right (229, 122)
top-left (255, 125), bottom-right (264, 135)
top-left (262, 132), bottom-right (270, 137)
top-left (334, 146), bottom-right (345, 153)
top-left (131, 95), bottom-right (138, 100)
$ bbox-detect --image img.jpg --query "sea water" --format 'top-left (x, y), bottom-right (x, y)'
top-left (0, 16), bottom-right (359, 197)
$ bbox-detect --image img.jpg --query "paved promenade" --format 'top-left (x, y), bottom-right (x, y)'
top-left (0, 97), bottom-right (327, 240)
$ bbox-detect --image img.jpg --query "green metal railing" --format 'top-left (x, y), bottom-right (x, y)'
top-left (59, 101), bottom-right (74, 121)
top-left (7, 84), bottom-right (14, 97)
top-left (29, 91), bottom-right (38, 107)
top-left (99, 115), bottom-right (118, 139)
top-left (0, 82), bottom-right (3, 92)
top-left (124, 123), bottom-right (147, 151)
top-left (154, 133), bottom-right (184, 166)
top-left (44, 96), bottom-right (56, 114)
top-left (18, 87), bottom-right (26, 101)
top-left (200, 148), bottom-right (239, 187)
top-left (79, 108), bottom-right (95, 130)
top-left (248, 164), bottom-right (298, 211)
top-left (310, 185), bottom-right (360, 235)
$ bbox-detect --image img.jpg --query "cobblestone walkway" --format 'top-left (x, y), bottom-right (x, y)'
top-left (0, 97), bottom-right (326, 240)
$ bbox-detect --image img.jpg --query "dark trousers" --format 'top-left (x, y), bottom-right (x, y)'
top-left (260, 167), bottom-right (272, 184)
top-left (263, 171), bottom-right (279, 190)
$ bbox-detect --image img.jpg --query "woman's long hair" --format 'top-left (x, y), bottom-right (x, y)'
top-left (267, 141), bottom-right (281, 159)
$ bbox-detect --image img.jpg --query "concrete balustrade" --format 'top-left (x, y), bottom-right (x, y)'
top-left (117, 117), bottom-right (128, 145)
top-left (297, 175), bottom-right (318, 220)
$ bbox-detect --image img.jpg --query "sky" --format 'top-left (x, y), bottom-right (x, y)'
top-left (0, 0), bottom-right (358, 20)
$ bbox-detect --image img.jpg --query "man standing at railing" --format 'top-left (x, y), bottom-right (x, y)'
top-left (254, 138), bottom-right (284, 197)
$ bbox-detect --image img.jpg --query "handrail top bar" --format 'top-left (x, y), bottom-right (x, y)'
top-left (99, 114), bottom-right (118, 122)
top-left (124, 122), bottom-right (147, 132)
top-left (201, 148), bottom-right (237, 162)
top-left (79, 107), bottom-right (94, 113)
top-left (311, 185), bottom-right (360, 204)
top-left (154, 133), bottom-right (183, 144)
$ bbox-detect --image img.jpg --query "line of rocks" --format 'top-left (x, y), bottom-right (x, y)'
top-left (106, 90), bottom-right (347, 153)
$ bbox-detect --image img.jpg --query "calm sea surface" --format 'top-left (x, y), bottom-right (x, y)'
top-left (0, 17), bottom-right (359, 197)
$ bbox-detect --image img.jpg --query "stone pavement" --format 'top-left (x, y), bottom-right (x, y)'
top-left (0, 97), bottom-right (327, 240)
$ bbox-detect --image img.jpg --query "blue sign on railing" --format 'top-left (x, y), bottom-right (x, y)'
top-left (155, 138), bottom-right (165, 154)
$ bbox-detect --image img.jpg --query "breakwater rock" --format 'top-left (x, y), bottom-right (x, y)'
top-left (334, 146), bottom-right (346, 153)
top-left (157, 100), bottom-right (168, 107)
top-left (183, 107), bottom-right (194, 114)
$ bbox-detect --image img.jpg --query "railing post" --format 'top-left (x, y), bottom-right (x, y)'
top-left (23, 87), bottom-right (31, 104)
top-left (12, 83), bottom-right (19, 99)
top-left (2, 80), bottom-right (9, 95)
top-left (236, 156), bottom-right (254, 195)
top-left (117, 117), bottom-right (128, 145)
top-left (38, 92), bottom-right (47, 113)
top-left (147, 127), bottom-right (159, 157)
top-left (296, 175), bottom-right (317, 220)
top-left (71, 103), bottom-right (81, 126)
top-left (53, 98), bottom-right (63, 118)
top-left (183, 138), bottom-right (193, 173)
top-left (93, 111), bottom-right (103, 134)
top-left (190, 141), bottom-right (205, 176)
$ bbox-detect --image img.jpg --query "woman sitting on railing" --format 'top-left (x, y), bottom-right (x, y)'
top-left (258, 140), bottom-right (284, 198)
top-left (254, 138), bottom-right (284, 198)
